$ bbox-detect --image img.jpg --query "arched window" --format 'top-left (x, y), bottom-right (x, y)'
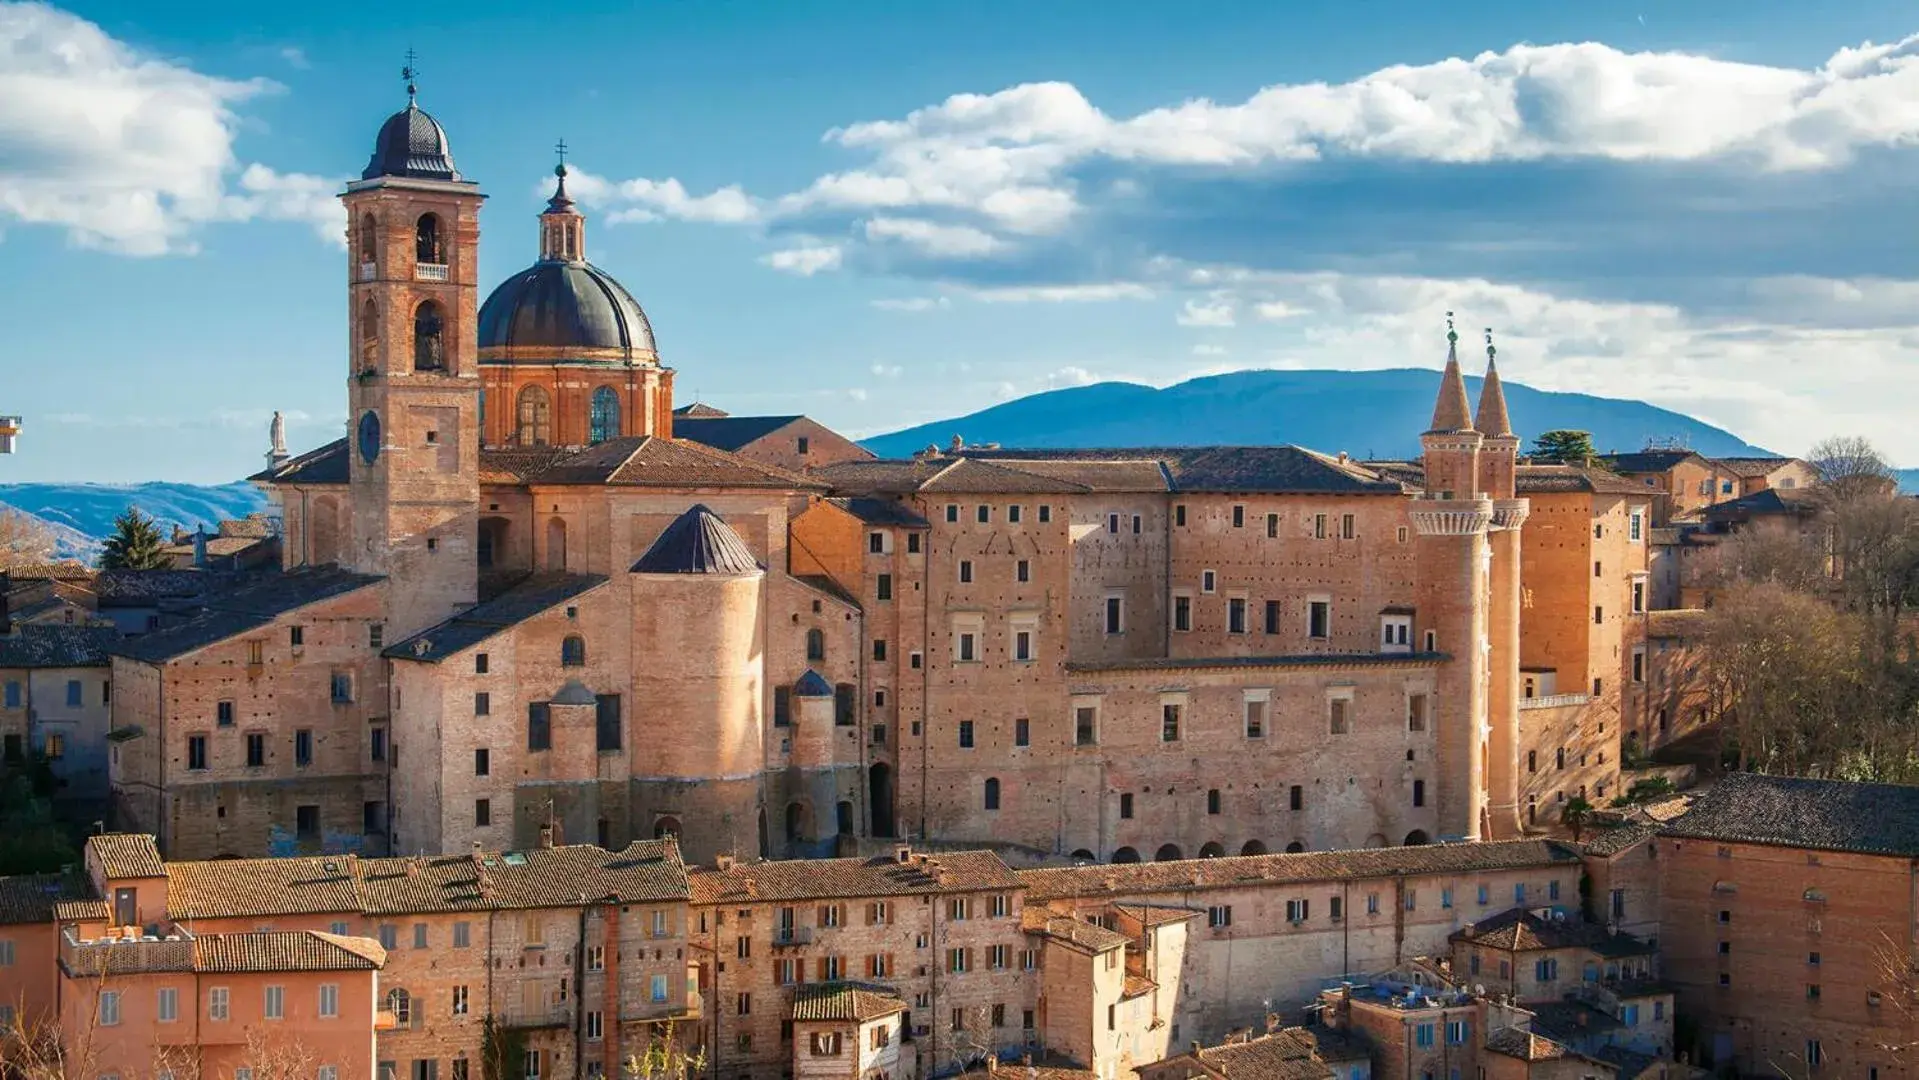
top-left (415, 213), bottom-right (444, 265)
top-left (1403, 830), bottom-right (1431, 846)
top-left (785, 802), bottom-right (810, 843)
top-left (1239, 840), bottom-right (1268, 856)
top-left (1198, 841), bottom-right (1224, 859)
top-left (1285, 841), bottom-right (1305, 853)
top-left (545, 516), bottom-right (567, 572)
top-left (983, 778), bottom-right (1000, 811)
top-left (561, 635), bottom-right (586, 667)
top-left (413, 300), bottom-right (446, 372)
top-left (806, 629), bottom-right (825, 662)
top-left (387, 988), bottom-right (411, 1025)
top-left (655, 817), bottom-right (681, 840)
top-left (589, 386), bottom-right (621, 444)
top-left (357, 214), bottom-right (377, 267)
top-left (1070, 849), bottom-right (1095, 862)
top-left (517, 386), bottom-right (552, 446)
top-left (1155, 844), bottom-right (1183, 862)
top-left (359, 299), bottom-right (378, 374)
top-left (1111, 847), bottom-right (1140, 864)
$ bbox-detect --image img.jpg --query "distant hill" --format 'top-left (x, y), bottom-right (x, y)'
top-left (865, 368), bottom-right (1774, 462)
top-left (0, 481), bottom-right (268, 562)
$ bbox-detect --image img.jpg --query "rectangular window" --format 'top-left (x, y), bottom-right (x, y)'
top-left (209, 986), bottom-right (229, 1021)
top-left (1267, 512), bottom-right (1279, 538)
top-left (1285, 899), bottom-right (1309, 922)
top-left (187, 735), bottom-right (208, 771)
top-left (294, 729), bottom-right (313, 767)
top-left (1408, 693), bottom-right (1427, 732)
top-left (264, 985), bottom-right (285, 1020)
top-left (1014, 630), bottom-right (1032, 662)
top-left (454, 922), bottom-right (471, 948)
top-left (1632, 579), bottom-right (1646, 613)
top-left (1290, 785), bottom-right (1303, 811)
top-left (1105, 595), bottom-right (1124, 634)
top-left (245, 733), bottom-right (265, 768)
top-left (413, 924), bottom-right (428, 949)
top-left (1016, 559), bottom-right (1030, 583)
top-left (596, 694), bottom-right (622, 751)
top-left (527, 703), bottom-right (551, 751)
top-left (1329, 698), bottom-right (1350, 734)
top-left (1629, 508), bottom-right (1645, 542)
top-left (1308, 600), bottom-right (1330, 639)
top-left (296, 805), bottom-right (320, 840)
top-left (452, 985), bottom-right (469, 1016)
top-left (158, 986), bottom-right (178, 1022)
top-left (1595, 605), bottom-right (1604, 624)
top-left (99, 990), bottom-right (121, 1026)
top-left (0, 941), bottom-right (12, 967)
top-left (1244, 697), bottom-right (1266, 738)
top-left (1415, 1024), bottom-right (1433, 1049)
top-left (1119, 792), bottom-right (1134, 819)
top-left (1201, 570), bottom-right (1216, 593)
top-left (1341, 513), bottom-right (1355, 540)
top-left (1015, 718), bottom-right (1029, 746)
top-left (318, 984), bottom-right (338, 1019)
top-left (650, 975), bottom-right (668, 1003)
top-left (475, 653), bottom-right (489, 674)
top-left (957, 720), bottom-right (976, 748)
top-left (958, 560), bottom-right (973, 584)
top-left (370, 726), bottom-right (386, 761)
top-left (877, 573), bottom-right (893, 601)
top-left (1038, 505), bottom-right (1051, 523)
top-left (330, 671), bottom-right (353, 703)
top-left (1314, 514), bottom-right (1327, 539)
top-left (217, 699), bottom-right (234, 726)
top-left (474, 691), bottom-right (490, 716)
top-left (1075, 705), bottom-right (1098, 746)
top-left (1264, 599), bottom-right (1280, 634)
top-left (977, 505), bottom-right (990, 523)
top-left (1107, 513), bottom-right (1119, 534)
top-left (1207, 788), bottom-right (1221, 815)
top-left (1161, 703), bottom-right (1182, 742)
top-left (1, 682), bottom-right (16, 708)
top-left (869, 531), bottom-right (885, 554)
top-left (64, 679), bottom-right (80, 707)
top-left (958, 632), bottom-right (977, 661)
top-left (586, 1010), bottom-right (604, 1041)
top-left (948, 947), bottom-right (969, 973)
top-left (1009, 505), bottom-right (1022, 523)
top-left (1227, 597), bottom-right (1247, 634)
top-left (1232, 505), bottom-right (1245, 528)
top-left (1173, 595), bottom-right (1192, 632)
top-left (946, 504), bottom-right (959, 523)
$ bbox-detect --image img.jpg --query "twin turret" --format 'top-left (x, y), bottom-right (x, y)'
top-left (1418, 314), bottom-right (1518, 508)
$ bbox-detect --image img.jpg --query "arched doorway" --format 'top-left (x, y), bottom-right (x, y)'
top-left (868, 763), bottom-right (895, 838)
top-left (413, 300), bottom-right (446, 372)
top-left (478, 517), bottom-right (510, 570)
top-left (1364, 833), bottom-right (1388, 849)
top-left (836, 801), bottom-right (854, 836)
top-left (1155, 844), bottom-right (1183, 862)
top-left (1403, 830), bottom-right (1431, 846)
top-left (785, 801), bottom-right (811, 844)
top-left (654, 816), bottom-right (681, 840)
top-left (1198, 841), bottom-right (1224, 858)
top-left (1070, 849), bottom-right (1096, 862)
top-left (545, 517), bottom-right (567, 572)
top-left (1285, 841), bottom-right (1305, 853)
top-left (1112, 847), bottom-right (1140, 864)
top-left (1239, 840), bottom-right (1267, 856)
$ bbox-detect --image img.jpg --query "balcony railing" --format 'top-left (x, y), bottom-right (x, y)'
top-left (415, 262), bottom-right (449, 282)
top-left (1518, 693), bottom-right (1591, 711)
top-left (772, 927), bottom-right (813, 947)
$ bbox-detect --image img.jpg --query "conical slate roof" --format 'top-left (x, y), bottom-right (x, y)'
top-left (1427, 330), bottom-right (1476, 435)
top-left (631, 504), bottom-right (761, 575)
top-left (1475, 355), bottom-right (1514, 438)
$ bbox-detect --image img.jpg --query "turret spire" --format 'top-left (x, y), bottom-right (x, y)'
top-left (540, 139), bottom-right (585, 262)
top-left (1427, 312), bottom-right (1475, 434)
top-left (1475, 327), bottom-right (1514, 438)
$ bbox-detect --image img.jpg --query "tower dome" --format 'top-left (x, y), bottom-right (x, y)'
top-left (363, 102), bottom-right (460, 182)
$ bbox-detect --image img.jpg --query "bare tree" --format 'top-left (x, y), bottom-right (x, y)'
top-left (0, 506), bottom-right (56, 570)
top-left (1809, 435), bottom-right (1898, 498)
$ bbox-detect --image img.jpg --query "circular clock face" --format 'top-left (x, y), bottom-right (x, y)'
top-left (357, 410), bottom-right (382, 464)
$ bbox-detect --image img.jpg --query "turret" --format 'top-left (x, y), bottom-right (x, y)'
top-left (1419, 314), bottom-right (1483, 501)
top-left (1474, 330), bottom-right (1518, 501)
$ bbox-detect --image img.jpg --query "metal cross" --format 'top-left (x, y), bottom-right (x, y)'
top-left (402, 49), bottom-right (419, 99)
top-left (555, 138), bottom-right (569, 170)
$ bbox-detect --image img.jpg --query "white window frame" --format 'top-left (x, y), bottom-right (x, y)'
top-left (1103, 592), bottom-right (1126, 635)
top-left (1011, 613), bottom-right (1038, 663)
top-left (1243, 690), bottom-right (1269, 739)
top-left (1307, 595), bottom-right (1332, 640)
top-left (208, 986), bottom-right (229, 1021)
top-left (1380, 614), bottom-right (1413, 654)
top-left (952, 613), bottom-right (984, 663)
top-left (1628, 507), bottom-right (1645, 542)
top-left (318, 983), bottom-right (339, 1019)
top-left (1201, 570), bottom-right (1217, 594)
top-left (1171, 591), bottom-right (1193, 633)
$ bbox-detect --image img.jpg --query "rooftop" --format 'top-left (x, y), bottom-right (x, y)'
top-left (1020, 908), bottom-right (1130, 953)
top-left (690, 849), bottom-right (1020, 904)
top-left (818, 446), bottom-right (1407, 497)
top-left (1020, 839), bottom-right (1580, 900)
top-left (109, 567), bottom-right (381, 664)
top-left (386, 573), bottom-right (608, 663)
top-left (62, 927), bottom-right (386, 976)
top-left (0, 625), bottom-right (118, 669)
top-left (790, 982), bottom-right (907, 1023)
top-left (1662, 772), bottom-right (1919, 857)
top-left (1484, 1027), bottom-right (1572, 1062)
top-left (1451, 907), bottom-right (1655, 957)
top-left (671, 414), bottom-right (804, 453)
top-left (1599, 449), bottom-right (1708, 474)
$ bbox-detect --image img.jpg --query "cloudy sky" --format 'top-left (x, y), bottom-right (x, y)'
top-left (2, 0), bottom-right (1917, 482)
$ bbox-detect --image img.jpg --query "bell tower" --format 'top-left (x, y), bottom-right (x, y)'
top-left (340, 61), bottom-right (484, 640)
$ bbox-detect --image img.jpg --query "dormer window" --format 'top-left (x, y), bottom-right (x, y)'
top-left (1380, 614), bottom-right (1413, 654)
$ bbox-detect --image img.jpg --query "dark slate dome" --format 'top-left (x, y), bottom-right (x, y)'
top-left (362, 103), bottom-right (460, 182)
top-left (631, 505), bottom-right (761, 575)
top-left (478, 261), bottom-right (656, 359)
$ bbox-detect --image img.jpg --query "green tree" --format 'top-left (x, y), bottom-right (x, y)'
top-left (1560, 795), bottom-right (1594, 842)
top-left (98, 508), bottom-right (170, 570)
top-left (1530, 430), bottom-right (1596, 465)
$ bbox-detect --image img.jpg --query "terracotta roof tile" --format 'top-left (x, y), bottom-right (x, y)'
top-left (690, 850), bottom-right (1019, 904)
top-left (1712, 456), bottom-right (1801, 478)
top-left (167, 855), bottom-right (361, 920)
top-left (88, 834), bottom-right (165, 879)
top-left (631, 505), bottom-right (761, 574)
top-left (1662, 772), bottom-right (1919, 856)
top-left (109, 567), bottom-right (381, 664)
top-left (1516, 464), bottom-right (1648, 496)
top-left (1484, 1027), bottom-right (1570, 1061)
top-left (1021, 909), bottom-right (1129, 953)
top-left (532, 436), bottom-right (823, 490)
top-left (823, 498), bottom-right (932, 528)
top-left (1112, 903), bottom-right (1202, 928)
top-left (64, 930), bottom-right (386, 976)
top-left (1450, 907), bottom-right (1653, 957)
top-left (1646, 608), bottom-right (1708, 639)
top-left (1020, 839), bottom-right (1580, 901)
top-left (672, 415), bottom-right (803, 453)
top-left (1194, 1030), bottom-right (1336, 1080)
top-left (790, 982), bottom-right (907, 1022)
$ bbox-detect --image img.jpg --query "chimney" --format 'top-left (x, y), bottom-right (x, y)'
top-left (986, 1057), bottom-right (998, 1076)
top-left (1266, 1012), bottom-right (1281, 1034)
top-left (1190, 1041), bottom-right (1202, 1057)
top-left (895, 844), bottom-right (912, 864)
top-left (193, 528), bottom-right (208, 568)
top-left (715, 854), bottom-right (737, 872)
top-left (950, 434), bottom-right (965, 452)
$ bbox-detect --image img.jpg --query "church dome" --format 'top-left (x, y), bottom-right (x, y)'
top-left (477, 261), bottom-right (657, 361)
top-left (363, 102), bottom-right (460, 182)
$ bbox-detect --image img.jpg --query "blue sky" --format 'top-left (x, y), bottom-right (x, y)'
top-left (3, 0), bottom-right (1918, 482)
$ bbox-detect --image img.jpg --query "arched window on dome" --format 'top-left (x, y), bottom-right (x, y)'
top-left (561, 635), bottom-right (586, 667)
top-left (358, 299), bottom-right (378, 375)
top-left (357, 214), bottom-right (377, 270)
top-left (413, 300), bottom-right (446, 372)
top-left (415, 213), bottom-right (445, 266)
top-left (589, 387), bottom-right (621, 444)
top-left (517, 386), bottom-right (552, 446)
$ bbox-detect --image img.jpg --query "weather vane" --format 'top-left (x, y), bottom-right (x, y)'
top-left (1485, 328), bottom-right (1496, 362)
top-left (1445, 310), bottom-right (1457, 344)
top-left (402, 48), bottom-right (419, 102)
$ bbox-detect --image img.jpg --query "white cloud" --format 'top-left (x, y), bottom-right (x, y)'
top-left (220, 164), bottom-right (343, 246)
top-left (963, 282), bottom-right (1153, 303)
top-left (0, 2), bottom-right (336, 254)
top-left (277, 46), bottom-right (309, 69)
top-left (1192, 343), bottom-right (1228, 356)
top-left (871, 363), bottom-right (903, 377)
top-left (1176, 297), bottom-right (1236, 327)
top-left (847, 388), bottom-right (869, 402)
top-left (759, 243), bottom-right (843, 276)
top-left (863, 216), bottom-right (1004, 256)
top-left (1041, 366), bottom-right (1101, 388)
top-left (563, 169), bottom-right (760, 224)
top-left (871, 296), bottom-right (951, 312)
top-left (1254, 300), bottom-right (1309, 320)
